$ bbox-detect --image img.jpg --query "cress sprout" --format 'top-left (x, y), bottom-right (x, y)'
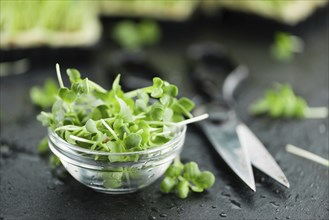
top-left (112, 19), bottom-right (161, 51)
top-left (249, 83), bottom-right (328, 119)
top-left (270, 32), bottom-right (303, 62)
top-left (160, 157), bottom-right (215, 199)
top-left (35, 64), bottom-right (213, 196)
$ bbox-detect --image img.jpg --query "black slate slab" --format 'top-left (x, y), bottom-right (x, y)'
top-left (0, 9), bottom-right (328, 220)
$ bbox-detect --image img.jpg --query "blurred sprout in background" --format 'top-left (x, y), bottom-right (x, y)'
top-left (0, 0), bottom-right (327, 49)
top-left (112, 20), bottom-right (161, 51)
top-left (0, 0), bottom-right (100, 48)
top-left (270, 32), bottom-right (304, 62)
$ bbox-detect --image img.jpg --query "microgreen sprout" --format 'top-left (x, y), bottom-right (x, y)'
top-left (160, 157), bottom-right (215, 199)
top-left (112, 19), bottom-right (161, 51)
top-left (30, 78), bottom-right (59, 109)
top-left (249, 83), bottom-right (328, 119)
top-left (286, 144), bottom-right (329, 167)
top-left (270, 32), bottom-right (304, 62)
top-left (37, 64), bottom-right (210, 193)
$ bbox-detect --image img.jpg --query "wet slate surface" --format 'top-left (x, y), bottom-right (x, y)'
top-left (1, 10), bottom-right (329, 220)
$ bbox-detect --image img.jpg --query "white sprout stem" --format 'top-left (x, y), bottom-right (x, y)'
top-left (304, 107), bottom-right (328, 119)
top-left (176, 113), bottom-right (209, 126)
top-left (55, 125), bottom-right (82, 132)
top-left (101, 119), bottom-right (119, 141)
top-left (286, 144), bottom-right (329, 167)
top-left (147, 113), bottom-right (209, 127)
top-left (152, 130), bottom-right (172, 137)
top-left (88, 80), bottom-right (107, 93)
top-left (56, 63), bottom-right (64, 88)
top-left (85, 78), bottom-right (90, 93)
top-left (70, 135), bottom-right (95, 144)
top-left (125, 86), bottom-right (152, 98)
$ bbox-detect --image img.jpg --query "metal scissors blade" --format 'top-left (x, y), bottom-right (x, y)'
top-left (236, 124), bottom-right (290, 188)
top-left (199, 113), bottom-right (256, 191)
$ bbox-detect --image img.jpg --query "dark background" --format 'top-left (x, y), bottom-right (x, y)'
top-left (0, 8), bottom-right (328, 220)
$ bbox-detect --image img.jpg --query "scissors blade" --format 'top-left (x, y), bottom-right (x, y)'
top-left (200, 115), bottom-right (256, 191)
top-left (236, 124), bottom-right (290, 188)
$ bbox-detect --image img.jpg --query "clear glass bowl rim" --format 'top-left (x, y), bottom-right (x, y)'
top-left (48, 125), bottom-right (186, 157)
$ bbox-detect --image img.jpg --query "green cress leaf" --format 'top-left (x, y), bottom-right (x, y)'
top-left (50, 154), bottom-right (62, 168)
top-left (190, 185), bottom-right (204, 193)
top-left (165, 164), bottom-right (183, 178)
top-left (58, 87), bottom-right (77, 103)
top-left (103, 172), bottom-right (123, 188)
top-left (176, 179), bottom-right (189, 199)
top-left (193, 171), bottom-right (215, 189)
top-left (38, 136), bottom-right (49, 154)
top-left (112, 19), bottom-right (161, 51)
top-left (91, 105), bottom-right (110, 120)
top-left (85, 119), bottom-right (98, 133)
top-left (183, 162), bottom-right (200, 180)
top-left (66, 69), bottom-right (81, 83)
top-left (112, 20), bottom-right (141, 51)
top-left (172, 97), bottom-right (195, 118)
top-left (124, 133), bottom-right (142, 149)
top-left (150, 102), bottom-right (164, 121)
top-left (30, 78), bottom-right (58, 109)
top-left (116, 97), bottom-right (134, 122)
top-left (138, 19), bottom-right (161, 46)
top-left (160, 176), bottom-right (176, 193)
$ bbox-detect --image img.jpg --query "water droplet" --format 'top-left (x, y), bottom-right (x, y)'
top-left (276, 208), bottom-right (279, 212)
top-left (221, 192), bottom-right (231, 197)
top-left (212, 205), bottom-right (217, 209)
top-left (318, 124), bottom-right (326, 134)
top-left (199, 204), bottom-right (204, 207)
top-left (148, 174), bottom-right (155, 179)
top-left (151, 207), bottom-right (159, 213)
top-left (230, 200), bottom-right (241, 209)
top-left (260, 177), bottom-right (265, 183)
top-left (47, 186), bottom-right (55, 190)
top-left (260, 195), bottom-right (266, 198)
top-left (270, 202), bottom-right (280, 207)
top-left (286, 216), bottom-right (291, 219)
top-left (0, 145), bottom-right (11, 158)
top-left (160, 214), bottom-right (167, 217)
top-left (275, 189), bottom-right (280, 194)
top-left (220, 212), bottom-right (227, 218)
top-left (148, 216), bottom-right (156, 220)
top-left (295, 194), bottom-right (299, 202)
top-left (299, 171), bottom-right (304, 177)
top-left (275, 217), bottom-right (278, 219)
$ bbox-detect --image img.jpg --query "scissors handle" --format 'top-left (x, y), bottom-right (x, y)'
top-left (187, 42), bottom-right (236, 103)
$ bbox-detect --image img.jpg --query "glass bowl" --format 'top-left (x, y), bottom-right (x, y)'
top-left (48, 126), bottom-right (186, 194)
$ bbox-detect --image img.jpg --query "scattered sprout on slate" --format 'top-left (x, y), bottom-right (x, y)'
top-left (30, 78), bottom-right (59, 109)
top-left (37, 64), bottom-right (210, 195)
top-left (160, 157), bottom-right (215, 199)
top-left (249, 83), bottom-right (328, 119)
top-left (112, 19), bottom-right (161, 51)
top-left (37, 136), bottom-right (49, 155)
top-left (286, 144), bottom-right (329, 167)
top-left (270, 32), bottom-right (303, 62)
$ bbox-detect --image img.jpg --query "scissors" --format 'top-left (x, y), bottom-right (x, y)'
top-left (187, 42), bottom-right (289, 191)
